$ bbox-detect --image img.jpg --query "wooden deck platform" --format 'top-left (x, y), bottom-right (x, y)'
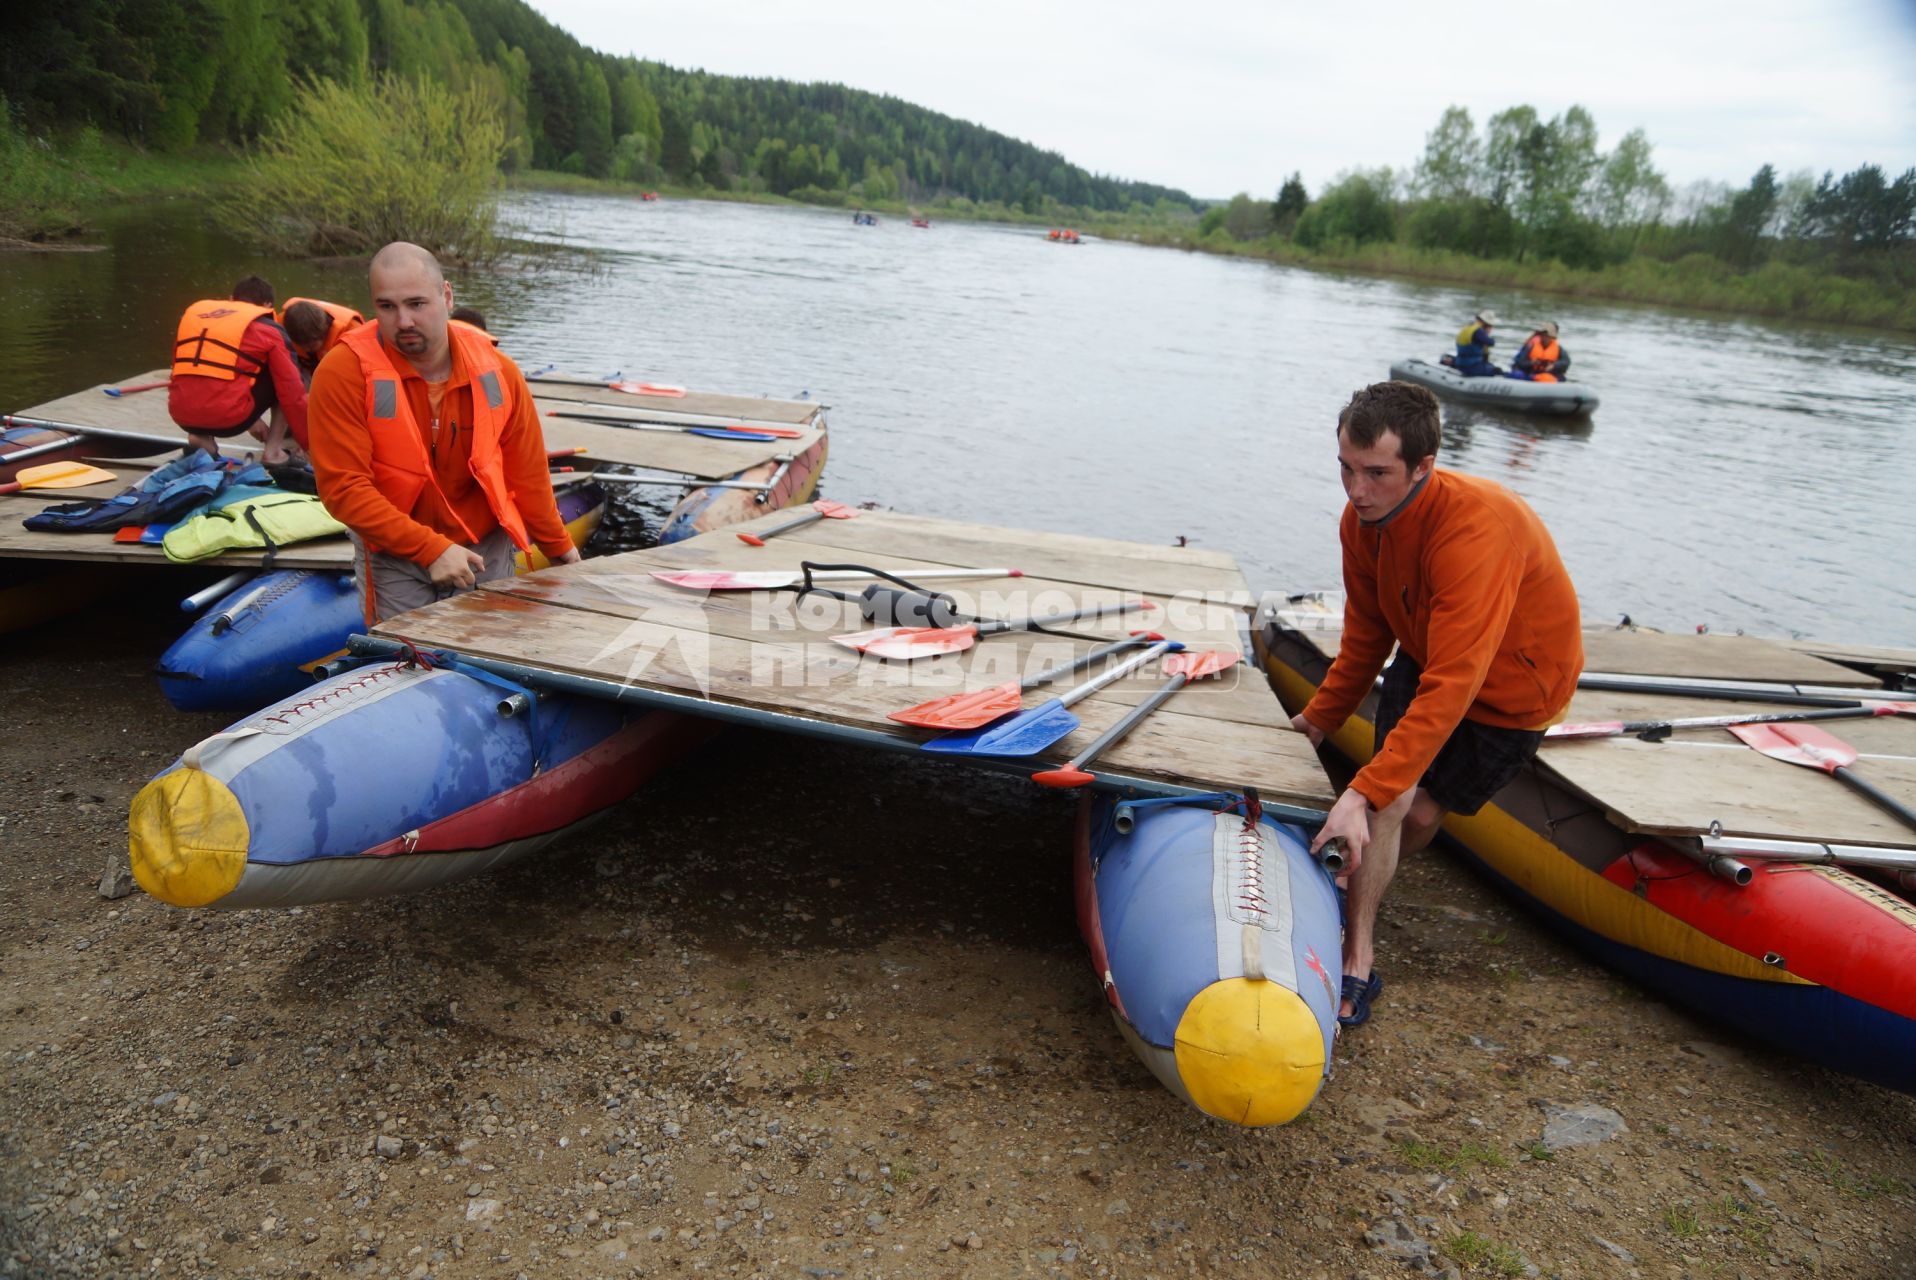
top-left (3, 371), bottom-right (825, 572)
top-left (1295, 625), bottom-right (1916, 849)
top-left (370, 509), bottom-right (1334, 808)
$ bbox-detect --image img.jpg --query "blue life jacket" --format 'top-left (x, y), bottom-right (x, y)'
top-left (24, 454), bottom-right (272, 533)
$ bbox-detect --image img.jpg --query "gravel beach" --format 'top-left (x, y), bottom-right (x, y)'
top-left (3, 588), bottom-right (1913, 1280)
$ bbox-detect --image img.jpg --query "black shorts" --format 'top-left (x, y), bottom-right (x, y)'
top-left (1372, 651), bottom-right (1544, 816)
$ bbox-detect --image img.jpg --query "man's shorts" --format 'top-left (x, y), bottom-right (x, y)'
top-left (352, 528), bottom-right (515, 625)
top-left (186, 376), bottom-right (278, 438)
top-left (1372, 651), bottom-right (1544, 816)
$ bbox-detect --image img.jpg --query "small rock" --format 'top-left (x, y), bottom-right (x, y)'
top-left (1105, 1199), bottom-right (1129, 1217)
top-left (1593, 1235), bottom-right (1637, 1263)
top-left (1542, 1103), bottom-right (1628, 1151)
top-left (374, 1135), bottom-right (404, 1158)
top-left (465, 1198), bottom-right (502, 1222)
top-left (1363, 1217), bottom-right (1433, 1268)
top-left (1740, 1176), bottom-right (1769, 1200)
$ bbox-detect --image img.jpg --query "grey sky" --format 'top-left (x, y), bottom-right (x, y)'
top-left (535, 0), bottom-right (1916, 200)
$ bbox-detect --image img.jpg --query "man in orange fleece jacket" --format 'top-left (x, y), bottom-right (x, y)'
top-left (1292, 380), bottom-right (1583, 1028)
top-left (309, 242), bottom-right (580, 625)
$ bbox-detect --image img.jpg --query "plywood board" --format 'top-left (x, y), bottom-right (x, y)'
top-left (12, 369), bottom-right (821, 482)
top-left (1578, 629), bottom-right (1874, 686)
top-left (1275, 620), bottom-right (1916, 846)
top-left (375, 512), bottom-right (1329, 807)
top-left (528, 383), bottom-right (822, 424)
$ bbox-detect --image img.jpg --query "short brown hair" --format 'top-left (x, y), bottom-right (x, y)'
top-left (231, 275), bottom-right (275, 307)
top-left (281, 300), bottom-right (329, 347)
top-left (1336, 381), bottom-right (1441, 471)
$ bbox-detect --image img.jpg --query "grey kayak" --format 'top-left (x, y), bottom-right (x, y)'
top-left (1389, 359), bottom-right (1599, 416)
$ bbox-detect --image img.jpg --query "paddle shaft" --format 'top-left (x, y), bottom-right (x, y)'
top-left (979, 599), bottom-right (1145, 637)
top-left (1022, 633), bottom-right (1165, 692)
top-left (1579, 672), bottom-right (1911, 707)
top-left (548, 409), bottom-right (803, 437)
top-left (103, 381), bottom-right (170, 397)
top-left (1827, 765), bottom-right (1916, 832)
top-left (1056, 671), bottom-right (1193, 771)
top-left (753, 506), bottom-right (828, 541)
top-left (1052, 641), bottom-right (1177, 710)
top-left (1548, 703), bottom-right (1911, 740)
top-left (2, 414), bottom-right (226, 458)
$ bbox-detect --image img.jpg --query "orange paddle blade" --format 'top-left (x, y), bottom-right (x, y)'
top-left (1729, 721), bottom-right (1856, 773)
top-left (609, 381), bottom-right (687, 397)
top-left (0, 461), bottom-right (118, 494)
top-left (887, 680), bottom-right (1023, 729)
top-left (1163, 650), bottom-right (1241, 680)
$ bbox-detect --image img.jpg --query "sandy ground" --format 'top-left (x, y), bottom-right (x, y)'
top-left (3, 582), bottom-right (1914, 1280)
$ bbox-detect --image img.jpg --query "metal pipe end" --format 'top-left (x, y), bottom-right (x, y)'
top-left (498, 693), bottom-right (531, 718)
top-left (1709, 856), bottom-right (1754, 887)
top-left (1112, 803), bottom-right (1136, 836)
top-left (1317, 837), bottom-right (1348, 875)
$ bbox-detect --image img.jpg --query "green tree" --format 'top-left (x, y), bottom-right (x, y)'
top-left (574, 57), bottom-right (612, 176)
top-left (1293, 169), bottom-right (1396, 247)
top-left (1413, 105), bottom-right (1479, 201)
top-left (1272, 171), bottom-right (1308, 235)
top-left (1720, 164), bottom-right (1778, 267)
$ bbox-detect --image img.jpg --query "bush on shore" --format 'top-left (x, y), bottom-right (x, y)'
top-left (216, 76), bottom-right (504, 262)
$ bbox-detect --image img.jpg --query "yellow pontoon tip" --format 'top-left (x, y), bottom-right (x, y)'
top-left (128, 769), bottom-right (250, 908)
top-left (1173, 977), bottom-right (1326, 1127)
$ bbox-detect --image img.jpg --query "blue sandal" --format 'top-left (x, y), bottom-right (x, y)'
top-left (1338, 971), bottom-right (1383, 1028)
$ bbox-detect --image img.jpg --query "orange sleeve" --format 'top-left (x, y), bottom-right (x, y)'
top-left (1301, 510), bottom-right (1393, 737)
top-left (1346, 512), bottom-right (1524, 810)
top-left (308, 345), bottom-right (455, 568)
top-left (496, 353), bottom-right (576, 559)
top-left (244, 321), bottom-right (311, 448)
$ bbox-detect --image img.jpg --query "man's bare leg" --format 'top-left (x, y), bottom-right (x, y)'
top-left (184, 430), bottom-right (223, 458)
top-left (255, 408), bottom-right (296, 466)
top-left (1340, 784), bottom-right (1422, 1020)
top-left (1402, 790), bottom-right (1448, 854)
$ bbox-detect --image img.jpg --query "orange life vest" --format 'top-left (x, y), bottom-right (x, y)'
top-left (339, 321), bottom-right (530, 553)
top-left (1524, 335), bottom-right (1562, 383)
top-left (281, 297), bottom-right (364, 357)
top-left (172, 300), bottom-right (275, 382)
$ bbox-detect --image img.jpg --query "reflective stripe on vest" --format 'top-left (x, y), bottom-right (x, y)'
top-left (338, 322), bottom-right (531, 554)
top-left (172, 300), bottom-right (276, 382)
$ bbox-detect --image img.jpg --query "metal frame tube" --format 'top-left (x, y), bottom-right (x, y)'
top-left (345, 633), bottom-right (1324, 817)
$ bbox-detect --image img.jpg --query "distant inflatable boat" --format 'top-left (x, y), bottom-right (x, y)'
top-left (1390, 359), bottom-right (1599, 416)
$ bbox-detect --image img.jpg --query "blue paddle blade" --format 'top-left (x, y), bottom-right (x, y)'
top-left (920, 698), bottom-right (1080, 757)
top-left (688, 426), bottom-right (776, 441)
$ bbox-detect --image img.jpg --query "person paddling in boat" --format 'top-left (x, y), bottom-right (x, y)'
top-left (307, 242), bottom-right (581, 625)
top-left (1289, 381), bottom-right (1583, 1029)
top-left (168, 275), bottom-right (310, 464)
top-left (1449, 310), bottom-right (1501, 377)
top-left (1509, 320), bottom-right (1570, 383)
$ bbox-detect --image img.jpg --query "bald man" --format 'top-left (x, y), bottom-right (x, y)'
top-left (308, 242), bottom-right (581, 625)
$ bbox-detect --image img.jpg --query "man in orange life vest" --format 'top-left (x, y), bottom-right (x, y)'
top-left (168, 276), bottom-right (309, 463)
top-left (1290, 381), bottom-right (1583, 1029)
top-left (1510, 321), bottom-right (1569, 383)
top-left (307, 242), bottom-right (580, 625)
top-left (280, 297), bottom-right (365, 384)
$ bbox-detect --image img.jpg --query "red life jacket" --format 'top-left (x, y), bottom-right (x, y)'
top-left (172, 300), bottom-right (276, 381)
top-left (338, 322), bottom-right (530, 553)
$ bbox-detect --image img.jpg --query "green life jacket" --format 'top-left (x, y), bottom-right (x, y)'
top-left (162, 493), bottom-right (346, 567)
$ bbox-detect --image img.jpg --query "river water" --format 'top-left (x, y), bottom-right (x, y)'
top-left (4, 195), bottom-right (1911, 645)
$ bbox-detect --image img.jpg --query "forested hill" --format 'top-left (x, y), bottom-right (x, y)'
top-left (0, 0), bottom-right (1197, 215)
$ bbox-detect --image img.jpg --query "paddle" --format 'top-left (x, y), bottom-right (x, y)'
top-left (102, 380), bottom-right (170, 397)
top-left (1578, 672), bottom-right (1912, 708)
top-left (0, 461), bottom-right (120, 494)
top-left (1728, 722), bottom-right (1916, 832)
top-left (1032, 650), bottom-right (1243, 788)
top-left (889, 631), bottom-right (1170, 729)
top-left (548, 414), bottom-right (778, 442)
top-left (652, 566), bottom-right (1021, 592)
top-left (738, 499), bottom-right (856, 545)
top-left (1547, 702), bottom-right (1916, 741)
top-left (833, 598), bottom-right (1154, 660)
top-left (532, 374), bottom-right (684, 397)
top-left (920, 639), bottom-right (1183, 756)
top-left (548, 409), bottom-right (804, 439)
